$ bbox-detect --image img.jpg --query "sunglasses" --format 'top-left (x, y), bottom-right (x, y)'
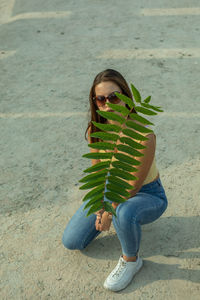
top-left (93, 91), bottom-right (121, 107)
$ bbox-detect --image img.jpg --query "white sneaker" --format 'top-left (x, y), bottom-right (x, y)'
top-left (103, 255), bottom-right (143, 292)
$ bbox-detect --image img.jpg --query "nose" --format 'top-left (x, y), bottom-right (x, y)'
top-left (102, 98), bottom-right (110, 108)
top-left (105, 98), bottom-right (110, 104)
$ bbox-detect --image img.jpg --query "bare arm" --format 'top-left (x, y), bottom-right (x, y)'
top-left (112, 133), bottom-right (156, 209)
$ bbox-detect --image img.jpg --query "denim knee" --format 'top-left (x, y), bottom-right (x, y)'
top-left (115, 203), bottom-right (137, 228)
top-left (62, 232), bottom-right (85, 250)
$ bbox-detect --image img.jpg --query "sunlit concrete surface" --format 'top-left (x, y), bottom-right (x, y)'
top-left (157, 112), bottom-right (200, 118)
top-left (0, 111), bottom-right (200, 119)
top-left (1, 0), bottom-right (200, 299)
top-left (0, 0), bottom-right (15, 24)
top-left (0, 50), bottom-right (16, 59)
top-left (141, 7), bottom-right (200, 16)
top-left (0, 0), bottom-right (71, 25)
top-left (1, 11), bottom-right (72, 25)
top-left (97, 48), bottom-right (200, 59)
top-left (0, 112), bottom-right (87, 118)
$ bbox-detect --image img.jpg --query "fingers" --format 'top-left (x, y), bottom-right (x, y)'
top-left (95, 219), bottom-right (111, 231)
top-left (95, 220), bottom-right (102, 231)
top-left (94, 208), bottom-right (105, 216)
top-left (95, 215), bottom-right (103, 231)
top-left (95, 213), bottom-right (112, 231)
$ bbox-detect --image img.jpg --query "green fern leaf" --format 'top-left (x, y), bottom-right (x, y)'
top-left (144, 96), bottom-right (151, 103)
top-left (86, 202), bottom-right (103, 217)
top-left (96, 110), bottom-right (124, 124)
top-left (131, 83), bottom-right (141, 103)
top-left (106, 103), bottom-right (130, 116)
top-left (107, 183), bottom-right (130, 197)
top-left (88, 142), bottom-right (116, 151)
top-left (122, 128), bottom-right (149, 141)
top-left (116, 144), bottom-right (144, 157)
top-left (104, 191), bottom-right (126, 203)
top-left (111, 160), bottom-right (138, 172)
top-left (82, 152), bottom-right (113, 160)
top-left (125, 120), bottom-right (153, 134)
top-left (91, 121), bottom-right (121, 132)
top-left (90, 131), bottom-right (119, 141)
top-left (79, 177), bottom-right (106, 190)
top-left (114, 92), bottom-right (135, 109)
top-left (141, 103), bottom-right (164, 112)
top-left (129, 113), bottom-right (154, 126)
top-left (119, 136), bottom-right (146, 149)
top-left (84, 193), bottom-right (104, 209)
top-left (107, 175), bottom-right (134, 190)
top-left (113, 152), bottom-right (142, 165)
top-left (79, 81), bottom-right (164, 217)
top-left (82, 184), bottom-right (105, 201)
top-left (83, 161), bottom-right (110, 173)
top-left (109, 168), bottom-right (138, 181)
top-left (135, 106), bottom-right (157, 115)
top-left (79, 169), bottom-right (108, 183)
top-left (103, 202), bottom-right (117, 217)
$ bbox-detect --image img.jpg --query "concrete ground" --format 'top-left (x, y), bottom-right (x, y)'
top-left (0, 0), bottom-right (200, 299)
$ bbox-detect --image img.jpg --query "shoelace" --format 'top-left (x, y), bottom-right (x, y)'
top-left (112, 258), bottom-right (127, 278)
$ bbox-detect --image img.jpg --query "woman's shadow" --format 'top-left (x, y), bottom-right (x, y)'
top-left (80, 215), bottom-right (200, 293)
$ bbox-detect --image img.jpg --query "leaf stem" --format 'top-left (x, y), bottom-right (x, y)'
top-left (105, 113), bottom-right (130, 186)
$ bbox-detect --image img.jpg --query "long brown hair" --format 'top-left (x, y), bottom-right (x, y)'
top-left (85, 69), bottom-right (137, 143)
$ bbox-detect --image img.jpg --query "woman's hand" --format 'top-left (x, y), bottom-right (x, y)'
top-left (95, 211), bottom-right (112, 231)
top-left (94, 208), bottom-right (105, 216)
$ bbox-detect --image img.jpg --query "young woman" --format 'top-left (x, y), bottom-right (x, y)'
top-left (62, 69), bottom-right (168, 292)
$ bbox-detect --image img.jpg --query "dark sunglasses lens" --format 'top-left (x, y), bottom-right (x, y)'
top-left (108, 93), bottom-right (120, 103)
top-left (95, 96), bottom-right (105, 106)
top-left (96, 96), bottom-right (105, 101)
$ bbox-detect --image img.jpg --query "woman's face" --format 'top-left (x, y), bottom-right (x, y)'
top-left (94, 81), bottom-right (126, 113)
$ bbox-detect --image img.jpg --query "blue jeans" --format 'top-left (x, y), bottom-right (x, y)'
top-left (62, 176), bottom-right (168, 257)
